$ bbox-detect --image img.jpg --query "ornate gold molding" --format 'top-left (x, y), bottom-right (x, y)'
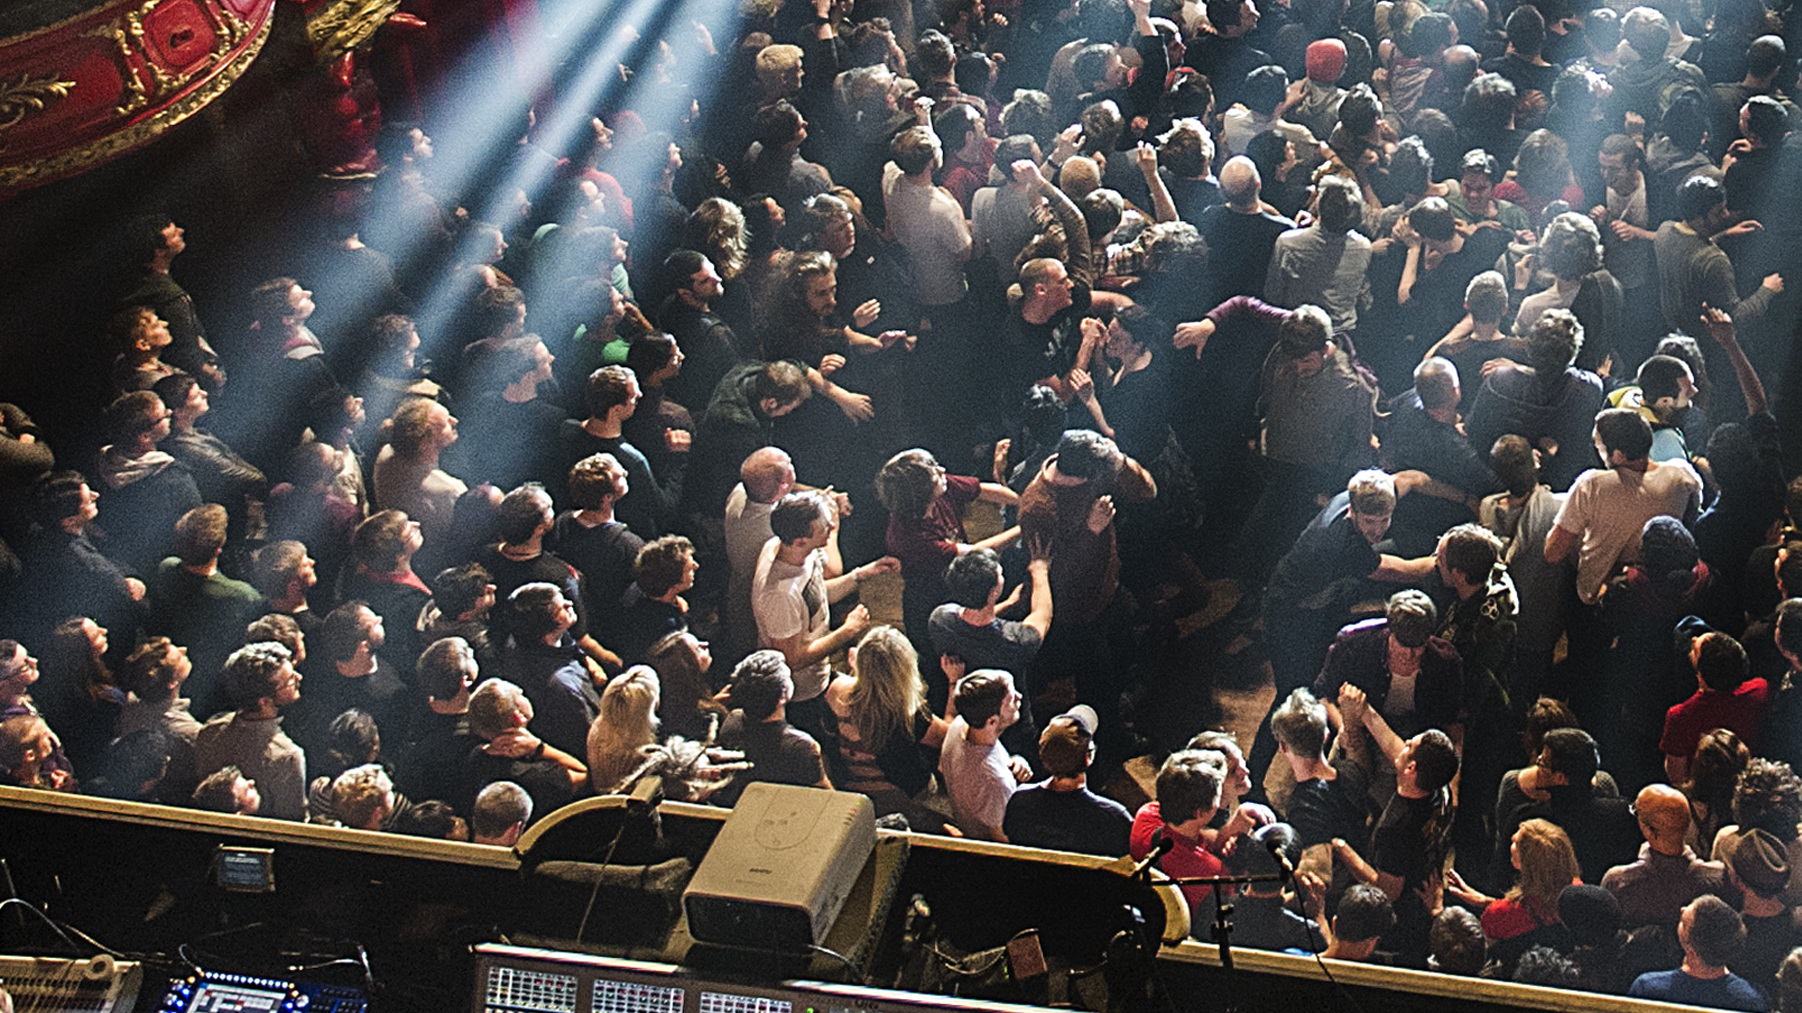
top-left (0, 0), bottom-right (139, 45)
top-left (306, 0), bottom-right (402, 56)
top-left (82, 19), bottom-right (151, 116)
top-left (0, 8), bottom-right (271, 190)
top-left (0, 73), bottom-right (77, 148)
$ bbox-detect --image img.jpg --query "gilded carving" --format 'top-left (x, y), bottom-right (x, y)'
top-left (0, 8), bottom-right (270, 190)
top-left (306, 0), bottom-right (404, 56)
top-left (81, 20), bottom-right (152, 116)
top-left (0, 74), bottom-right (77, 146)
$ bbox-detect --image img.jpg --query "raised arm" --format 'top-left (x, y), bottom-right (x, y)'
top-left (1021, 553), bottom-right (1054, 639)
top-left (1341, 683), bottom-right (1404, 767)
top-left (1137, 143), bottom-right (1179, 223)
top-left (1701, 303), bottom-right (1765, 416)
top-left (1031, 159), bottom-right (1094, 286)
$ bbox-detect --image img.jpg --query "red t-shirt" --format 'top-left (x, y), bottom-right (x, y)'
top-left (1660, 678), bottom-right (1770, 758)
top-left (1131, 801), bottom-right (1224, 917)
top-left (1480, 894), bottom-right (1561, 941)
top-left (886, 473), bottom-right (981, 581)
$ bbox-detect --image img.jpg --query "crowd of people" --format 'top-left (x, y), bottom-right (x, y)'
top-left (9, 0), bottom-right (1802, 1002)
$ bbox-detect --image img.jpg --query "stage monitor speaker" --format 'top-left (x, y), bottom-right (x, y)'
top-left (682, 783), bottom-right (874, 952)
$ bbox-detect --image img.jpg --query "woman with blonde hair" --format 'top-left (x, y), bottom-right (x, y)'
top-left (824, 626), bottom-right (952, 831)
top-left (1447, 817), bottom-right (1581, 970)
top-left (587, 667), bottom-right (662, 794)
top-left (683, 197), bottom-right (749, 282)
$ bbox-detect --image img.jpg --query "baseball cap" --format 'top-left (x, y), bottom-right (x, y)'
top-left (1038, 704), bottom-right (1099, 776)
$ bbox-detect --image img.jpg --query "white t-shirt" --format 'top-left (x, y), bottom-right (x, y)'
top-left (1553, 459), bottom-right (1702, 604)
top-left (939, 717), bottom-right (1016, 840)
top-left (1513, 282), bottom-right (1578, 338)
top-left (884, 162), bottom-right (972, 306)
top-left (751, 539), bottom-right (831, 700)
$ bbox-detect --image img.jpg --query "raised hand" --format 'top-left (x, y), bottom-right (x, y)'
top-left (1086, 493), bottom-right (1115, 534)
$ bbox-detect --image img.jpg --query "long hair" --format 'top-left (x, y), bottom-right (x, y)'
top-left (846, 626), bottom-right (926, 754)
top-left (1686, 728), bottom-right (1751, 815)
top-left (588, 667), bottom-right (661, 792)
top-left (1507, 818), bottom-right (1580, 908)
top-left (43, 618), bottom-right (112, 706)
top-left (646, 632), bottom-right (725, 733)
top-left (684, 198), bottom-right (748, 281)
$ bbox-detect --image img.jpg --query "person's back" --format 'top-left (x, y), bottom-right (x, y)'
top-left (716, 710), bottom-right (825, 804)
top-left (1552, 410), bottom-right (1703, 607)
top-left (1466, 364), bottom-right (1604, 492)
top-left (1002, 705), bottom-right (1130, 856)
top-left (1628, 896), bottom-right (1768, 1011)
top-left (714, 650), bottom-right (826, 806)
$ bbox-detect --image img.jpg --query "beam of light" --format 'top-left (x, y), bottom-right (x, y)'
top-left (379, 0), bottom-right (728, 374)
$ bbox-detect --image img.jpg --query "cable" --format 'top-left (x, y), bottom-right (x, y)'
top-left (806, 943), bottom-right (860, 978)
top-left (53, 921), bottom-right (126, 959)
top-left (0, 898), bottom-right (85, 956)
top-left (287, 958), bottom-right (365, 973)
top-left (573, 815), bottom-right (632, 944)
top-left (1297, 898), bottom-right (1366, 1013)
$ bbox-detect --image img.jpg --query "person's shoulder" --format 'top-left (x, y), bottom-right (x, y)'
top-left (947, 472), bottom-right (982, 501)
top-left (999, 619), bottom-right (1043, 649)
top-left (1649, 456), bottom-right (1703, 490)
top-left (1627, 969), bottom-right (1675, 996)
top-left (1084, 787), bottom-right (1133, 818)
top-left (1334, 616), bottom-right (1389, 644)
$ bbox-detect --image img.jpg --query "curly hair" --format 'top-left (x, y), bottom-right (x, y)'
top-left (684, 197), bottom-right (749, 280)
top-left (1733, 758), bottom-right (1802, 843)
top-left (1538, 212), bottom-right (1603, 280)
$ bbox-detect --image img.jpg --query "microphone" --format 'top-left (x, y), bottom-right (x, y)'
top-left (1264, 835), bottom-right (1295, 882)
top-left (1128, 833), bottom-right (1176, 879)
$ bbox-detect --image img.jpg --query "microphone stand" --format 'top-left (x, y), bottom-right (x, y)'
top-left (1161, 872), bottom-right (1287, 973)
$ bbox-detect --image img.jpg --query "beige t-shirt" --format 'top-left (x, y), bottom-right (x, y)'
top-left (1553, 459), bottom-right (1702, 604)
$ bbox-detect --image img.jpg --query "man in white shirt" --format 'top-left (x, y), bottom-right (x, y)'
top-left (751, 491), bottom-right (897, 736)
top-left (883, 114), bottom-right (972, 310)
top-left (939, 668), bottom-right (1031, 841)
top-left (1545, 406), bottom-right (1702, 606)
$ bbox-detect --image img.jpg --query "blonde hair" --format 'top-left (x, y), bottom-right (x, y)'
top-left (588, 666), bottom-right (662, 792)
top-left (1058, 156), bottom-right (1102, 200)
top-left (846, 626), bottom-right (927, 753)
top-left (690, 197), bottom-right (749, 280)
top-left (755, 44), bottom-right (803, 85)
top-left (332, 764), bottom-right (394, 829)
top-left (385, 396), bottom-right (443, 459)
top-left (1507, 818), bottom-right (1580, 909)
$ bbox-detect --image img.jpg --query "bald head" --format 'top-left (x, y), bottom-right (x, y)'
top-left (1635, 784), bottom-right (1692, 853)
top-left (1220, 156), bottom-right (1262, 210)
top-left (741, 447), bottom-right (795, 504)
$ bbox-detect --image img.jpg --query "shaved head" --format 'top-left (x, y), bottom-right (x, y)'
top-left (740, 446), bottom-right (795, 503)
top-left (1636, 784), bottom-right (1692, 841)
top-left (1220, 155), bottom-right (1261, 208)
